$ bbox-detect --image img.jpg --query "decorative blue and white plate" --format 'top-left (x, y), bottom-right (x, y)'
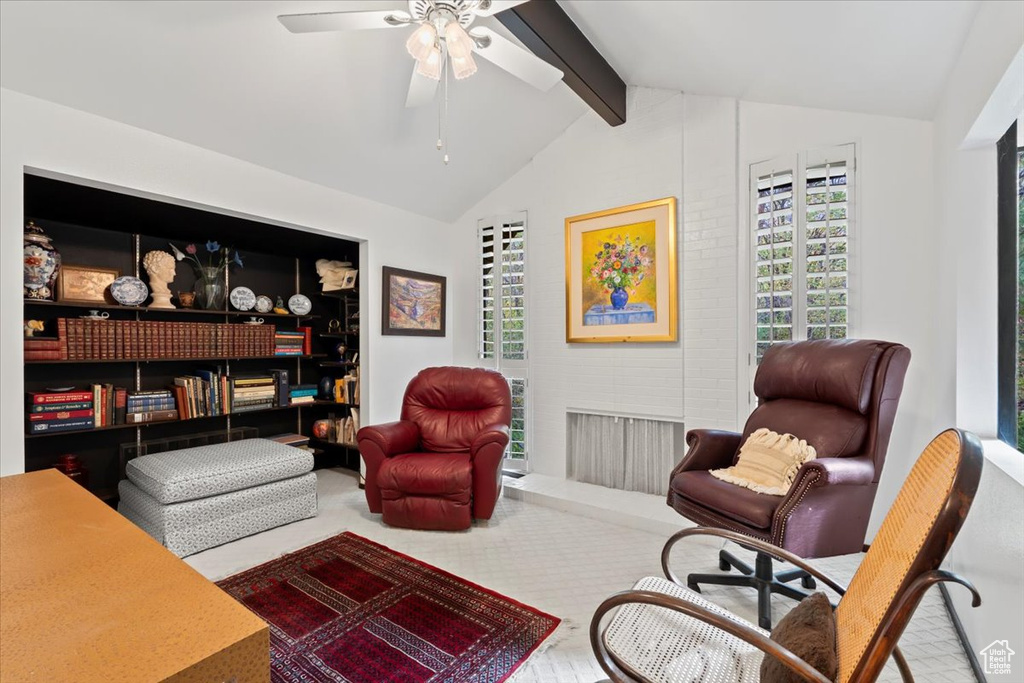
top-left (288, 294), bottom-right (312, 316)
top-left (254, 295), bottom-right (273, 313)
top-left (230, 286), bottom-right (256, 311)
top-left (110, 276), bottom-right (148, 306)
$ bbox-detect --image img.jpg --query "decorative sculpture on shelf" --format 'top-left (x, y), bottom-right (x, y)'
top-left (23, 221), bottom-right (61, 301)
top-left (316, 259), bottom-right (354, 292)
top-left (24, 320), bottom-right (45, 337)
top-left (143, 250), bottom-right (177, 309)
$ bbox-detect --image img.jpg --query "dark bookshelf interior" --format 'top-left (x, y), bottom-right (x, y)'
top-left (23, 173), bottom-right (362, 503)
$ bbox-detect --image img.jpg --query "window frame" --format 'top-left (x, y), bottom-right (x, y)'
top-left (477, 211), bottom-right (530, 470)
top-left (745, 144), bottom-right (857, 407)
top-left (995, 121), bottom-right (1018, 447)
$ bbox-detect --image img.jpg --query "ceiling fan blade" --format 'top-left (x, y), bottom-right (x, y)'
top-left (468, 27), bottom-right (563, 91)
top-left (278, 9), bottom-right (411, 34)
top-left (405, 65), bottom-right (439, 108)
top-left (471, 0), bottom-right (527, 17)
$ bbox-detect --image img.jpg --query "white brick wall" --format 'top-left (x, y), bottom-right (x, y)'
top-left (682, 96), bottom-right (740, 431)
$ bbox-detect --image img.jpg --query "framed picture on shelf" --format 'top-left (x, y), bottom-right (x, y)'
top-left (381, 266), bottom-right (446, 337)
top-left (565, 197), bottom-right (678, 343)
top-left (341, 269), bottom-right (358, 290)
top-left (57, 264), bottom-right (120, 304)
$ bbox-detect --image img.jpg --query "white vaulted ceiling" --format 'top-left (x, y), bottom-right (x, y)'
top-left (561, 0), bottom-right (980, 120)
top-left (1, 1), bottom-right (982, 220)
top-left (0, 0), bottom-right (587, 221)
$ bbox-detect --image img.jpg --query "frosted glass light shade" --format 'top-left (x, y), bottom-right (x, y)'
top-left (406, 22), bottom-right (437, 61)
top-left (416, 46), bottom-right (442, 80)
top-left (451, 52), bottom-right (477, 79)
top-left (444, 22), bottom-right (474, 60)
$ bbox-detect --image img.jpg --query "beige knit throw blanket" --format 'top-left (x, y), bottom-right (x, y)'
top-left (709, 427), bottom-right (817, 496)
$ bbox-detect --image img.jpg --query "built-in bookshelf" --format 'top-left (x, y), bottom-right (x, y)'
top-left (22, 173), bottom-right (362, 503)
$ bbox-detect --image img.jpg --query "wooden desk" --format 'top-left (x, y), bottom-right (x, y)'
top-left (0, 469), bottom-right (268, 682)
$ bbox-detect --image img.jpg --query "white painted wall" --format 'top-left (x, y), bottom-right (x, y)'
top-left (452, 87), bottom-right (686, 478)
top-left (0, 88), bottom-right (456, 477)
top-left (931, 0), bottom-right (1024, 667)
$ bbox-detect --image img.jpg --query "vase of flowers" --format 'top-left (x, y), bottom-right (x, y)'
top-left (588, 234), bottom-right (652, 310)
top-left (169, 241), bottom-right (243, 310)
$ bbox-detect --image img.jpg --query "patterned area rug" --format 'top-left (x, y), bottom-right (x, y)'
top-left (217, 532), bottom-right (560, 682)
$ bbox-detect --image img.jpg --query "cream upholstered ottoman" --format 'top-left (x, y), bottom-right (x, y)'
top-left (118, 438), bottom-right (317, 557)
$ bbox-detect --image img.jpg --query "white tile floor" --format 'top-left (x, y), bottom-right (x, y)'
top-left (186, 470), bottom-right (977, 683)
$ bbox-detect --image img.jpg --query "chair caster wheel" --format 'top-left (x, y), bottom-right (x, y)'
top-left (801, 576), bottom-right (816, 589)
top-left (687, 581), bottom-right (702, 593)
top-left (719, 558), bottom-right (731, 571)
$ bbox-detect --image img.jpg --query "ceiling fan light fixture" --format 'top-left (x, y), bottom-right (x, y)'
top-left (444, 21), bottom-right (474, 60)
top-left (405, 22), bottom-right (437, 61)
top-left (451, 52), bottom-right (477, 80)
top-left (416, 45), bottom-right (443, 80)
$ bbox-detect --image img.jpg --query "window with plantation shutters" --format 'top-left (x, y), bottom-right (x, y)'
top-left (754, 168), bottom-right (796, 363)
top-left (749, 145), bottom-right (855, 391)
top-left (478, 215), bottom-right (526, 361)
top-left (478, 212), bottom-right (529, 468)
top-left (805, 159), bottom-right (849, 341)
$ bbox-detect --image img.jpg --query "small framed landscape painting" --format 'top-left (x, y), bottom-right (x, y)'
top-left (57, 265), bottom-right (120, 304)
top-left (565, 197), bottom-right (678, 343)
top-left (381, 266), bottom-right (446, 337)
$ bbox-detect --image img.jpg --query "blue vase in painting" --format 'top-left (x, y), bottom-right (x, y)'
top-left (610, 287), bottom-right (628, 310)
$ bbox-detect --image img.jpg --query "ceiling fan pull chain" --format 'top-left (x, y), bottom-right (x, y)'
top-left (443, 54), bottom-right (450, 165)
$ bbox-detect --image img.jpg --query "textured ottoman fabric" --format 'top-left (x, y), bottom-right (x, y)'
top-left (126, 438), bottom-right (314, 504)
top-left (118, 473), bottom-right (317, 557)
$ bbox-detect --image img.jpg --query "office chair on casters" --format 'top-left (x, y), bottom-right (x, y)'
top-left (667, 339), bottom-right (911, 629)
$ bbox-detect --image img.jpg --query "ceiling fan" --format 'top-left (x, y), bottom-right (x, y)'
top-left (278, 1), bottom-right (564, 108)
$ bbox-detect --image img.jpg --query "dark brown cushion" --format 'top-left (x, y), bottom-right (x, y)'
top-left (742, 399), bottom-right (868, 458)
top-left (671, 471), bottom-right (781, 528)
top-left (755, 339), bottom-right (884, 414)
top-left (760, 591), bottom-right (838, 682)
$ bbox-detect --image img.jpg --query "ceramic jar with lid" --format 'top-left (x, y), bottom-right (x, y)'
top-left (23, 221), bottom-right (61, 301)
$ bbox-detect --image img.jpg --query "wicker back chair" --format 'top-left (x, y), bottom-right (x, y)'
top-left (591, 429), bottom-right (983, 683)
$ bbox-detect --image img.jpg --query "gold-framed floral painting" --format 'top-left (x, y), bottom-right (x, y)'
top-left (565, 197), bottom-right (678, 343)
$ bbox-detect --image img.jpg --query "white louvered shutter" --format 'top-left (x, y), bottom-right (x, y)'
top-left (804, 149), bottom-right (853, 341)
top-left (748, 145), bottom-right (855, 401)
top-left (754, 164), bottom-right (796, 364)
top-left (499, 218), bottom-right (526, 361)
top-left (478, 221), bottom-right (496, 359)
top-left (478, 212), bottom-right (529, 468)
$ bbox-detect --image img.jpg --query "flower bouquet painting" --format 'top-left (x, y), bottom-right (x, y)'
top-left (169, 241), bottom-right (243, 310)
top-left (565, 198), bottom-right (677, 343)
top-left (585, 228), bottom-right (655, 315)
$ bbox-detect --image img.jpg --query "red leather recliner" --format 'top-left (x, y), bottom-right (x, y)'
top-left (357, 367), bottom-right (511, 531)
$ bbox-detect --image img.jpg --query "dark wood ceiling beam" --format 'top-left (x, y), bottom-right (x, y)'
top-left (496, 1), bottom-right (627, 126)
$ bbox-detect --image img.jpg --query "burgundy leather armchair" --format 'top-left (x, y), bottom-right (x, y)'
top-left (668, 339), bottom-right (911, 628)
top-left (357, 366), bottom-right (511, 531)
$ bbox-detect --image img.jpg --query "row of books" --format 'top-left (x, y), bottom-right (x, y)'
top-left (24, 336), bottom-right (65, 362)
top-left (172, 369), bottom-right (289, 419)
top-left (328, 368), bottom-right (361, 405)
top-left (26, 387), bottom-right (181, 433)
top-left (29, 319), bottom-right (313, 361)
top-left (274, 330), bottom-right (306, 356)
top-left (289, 384), bottom-right (318, 405)
top-left (321, 409), bottom-right (361, 445)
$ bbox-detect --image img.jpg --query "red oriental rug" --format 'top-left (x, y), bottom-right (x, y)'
top-left (217, 532), bottom-right (560, 683)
